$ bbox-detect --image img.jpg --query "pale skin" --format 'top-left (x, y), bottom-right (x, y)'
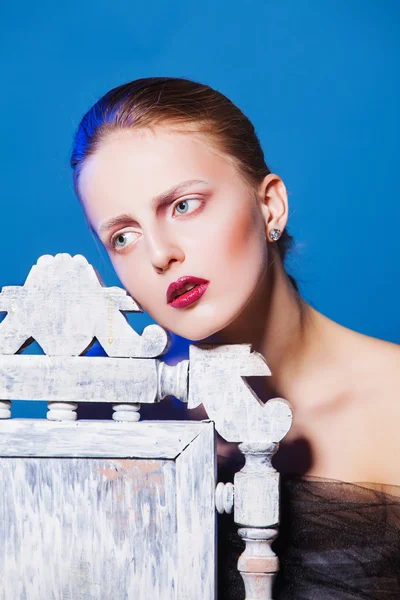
top-left (79, 125), bottom-right (400, 488)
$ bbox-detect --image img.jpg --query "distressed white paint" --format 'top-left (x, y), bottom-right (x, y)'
top-left (176, 419), bottom-right (216, 599)
top-left (47, 401), bottom-right (78, 420)
top-left (234, 442), bottom-right (282, 599)
top-left (112, 402), bottom-right (141, 422)
top-left (0, 355), bottom-right (158, 404)
top-left (0, 421), bottom-right (215, 600)
top-left (0, 419), bottom-right (213, 459)
top-left (0, 399), bottom-right (11, 419)
top-left (188, 344), bottom-right (293, 443)
top-left (237, 527), bottom-right (279, 599)
top-left (234, 442), bottom-right (280, 527)
top-left (0, 253), bottom-right (296, 600)
top-left (157, 359), bottom-right (189, 404)
top-left (0, 355), bottom-right (191, 409)
top-left (215, 482), bottom-right (234, 514)
top-left (0, 253), bottom-right (169, 357)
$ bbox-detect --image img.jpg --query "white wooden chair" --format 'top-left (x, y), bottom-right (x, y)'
top-left (0, 254), bottom-right (292, 600)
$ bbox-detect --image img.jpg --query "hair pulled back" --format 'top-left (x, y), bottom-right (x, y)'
top-left (70, 76), bottom-right (299, 292)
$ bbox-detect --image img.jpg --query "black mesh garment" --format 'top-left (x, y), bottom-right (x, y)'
top-left (217, 475), bottom-right (400, 599)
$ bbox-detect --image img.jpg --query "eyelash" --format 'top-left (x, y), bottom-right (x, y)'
top-left (172, 197), bottom-right (202, 217)
top-left (109, 197), bottom-right (204, 252)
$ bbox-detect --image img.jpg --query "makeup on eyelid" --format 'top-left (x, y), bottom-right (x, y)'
top-left (79, 126), bottom-right (271, 340)
top-left (108, 197), bottom-right (204, 250)
top-left (111, 231), bottom-right (139, 250)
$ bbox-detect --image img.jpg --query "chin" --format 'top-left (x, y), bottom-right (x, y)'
top-left (166, 311), bottom-right (243, 343)
top-left (148, 295), bottom-right (251, 343)
top-left (161, 322), bottom-right (218, 343)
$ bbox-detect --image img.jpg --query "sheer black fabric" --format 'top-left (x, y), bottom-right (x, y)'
top-left (217, 475), bottom-right (400, 599)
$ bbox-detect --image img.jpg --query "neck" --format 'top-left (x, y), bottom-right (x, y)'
top-left (204, 248), bottom-right (331, 404)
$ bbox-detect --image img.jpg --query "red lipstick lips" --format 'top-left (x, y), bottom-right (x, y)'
top-left (167, 276), bottom-right (209, 309)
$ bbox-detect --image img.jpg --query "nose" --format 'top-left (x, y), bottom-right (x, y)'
top-left (145, 227), bottom-right (185, 274)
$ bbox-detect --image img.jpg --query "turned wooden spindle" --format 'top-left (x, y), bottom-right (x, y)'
top-left (156, 359), bottom-right (189, 402)
top-left (235, 441), bottom-right (280, 599)
top-left (47, 401), bottom-right (78, 421)
top-left (112, 402), bottom-right (141, 422)
top-left (215, 481), bottom-right (234, 514)
top-left (0, 400), bottom-right (11, 419)
top-left (187, 344), bottom-right (293, 600)
top-left (0, 253), bottom-right (295, 599)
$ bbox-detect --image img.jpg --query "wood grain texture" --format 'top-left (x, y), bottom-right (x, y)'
top-left (237, 527), bottom-right (279, 599)
top-left (176, 419), bottom-right (216, 599)
top-left (235, 442), bottom-right (281, 599)
top-left (0, 355), bottom-right (191, 409)
top-left (0, 355), bottom-right (158, 404)
top-left (188, 344), bottom-right (293, 443)
top-left (0, 419), bottom-right (213, 459)
top-left (0, 253), bottom-right (296, 600)
top-left (234, 442), bottom-right (280, 527)
top-left (0, 253), bottom-right (169, 358)
top-left (0, 421), bottom-right (216, 600)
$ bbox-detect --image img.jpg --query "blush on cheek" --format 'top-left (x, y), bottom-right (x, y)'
top-left (222, 204), bottom-right (265, 264)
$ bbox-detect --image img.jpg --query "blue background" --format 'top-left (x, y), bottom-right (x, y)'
top-left (0, 1), bottom-right (399, 416)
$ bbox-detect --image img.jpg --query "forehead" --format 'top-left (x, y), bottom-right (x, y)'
top-left (78, 126), bottom-right (238, 211)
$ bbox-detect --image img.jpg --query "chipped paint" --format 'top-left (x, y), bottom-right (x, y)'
top-left (0, 422), bottom-right (216, 599)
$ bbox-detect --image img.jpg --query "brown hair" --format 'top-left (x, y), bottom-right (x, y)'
top-left (70, 76), bottom-right (300, 292)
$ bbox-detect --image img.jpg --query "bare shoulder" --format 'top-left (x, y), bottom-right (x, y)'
top-left (312, 309), bottom-right (400, 392)
top-left (303, 319), bottom-right (400, 485)
top-left (346, 331), bottom-right (400, 485)
top-left (350, 330), bottom-right (400, 391)
top-left (270, 311), bottom-right (400, 484)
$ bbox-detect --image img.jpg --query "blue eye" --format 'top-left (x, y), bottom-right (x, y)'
top-left (112, 231), bottom-right (138, 250)
top-left (173, 198), bottom-right (201, 215)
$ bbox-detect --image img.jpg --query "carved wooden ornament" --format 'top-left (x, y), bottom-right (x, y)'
top-left (188, 344), bottom-right (292, 443)
top-left (0, 253), bottom-right (294, 600)
top-left (0, 253), bottom-right (168, 357)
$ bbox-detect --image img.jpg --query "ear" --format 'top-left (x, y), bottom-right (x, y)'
top-left (257, 174), bottom-right (289, 239)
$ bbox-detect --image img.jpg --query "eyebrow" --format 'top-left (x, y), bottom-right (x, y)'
top-left (96, 178), bottom-right (209, 237)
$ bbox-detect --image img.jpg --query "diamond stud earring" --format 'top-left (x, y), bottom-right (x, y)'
top-left (269, 228), bottom-right (281, 241)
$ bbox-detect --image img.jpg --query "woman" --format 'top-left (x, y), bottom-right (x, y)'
top-left (70, 77), bottom-right (400, 598)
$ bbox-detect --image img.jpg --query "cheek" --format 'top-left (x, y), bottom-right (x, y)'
top-left (215, 205), bottom-right (267, 276)
top-left (110, 254), bottom-right (172, 326)
top-left (109, 254), bottom-right (153, 307)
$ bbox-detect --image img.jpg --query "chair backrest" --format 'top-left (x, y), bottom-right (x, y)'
top-left (0, 253), bottom-right (293, 600)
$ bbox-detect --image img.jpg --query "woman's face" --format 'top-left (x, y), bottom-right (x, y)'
top-left (79, 126), bottom-right (271, 341)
